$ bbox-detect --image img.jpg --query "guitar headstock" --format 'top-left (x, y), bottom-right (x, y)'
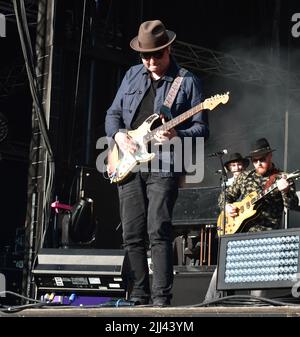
top-left (203, 92), bottom-right (230, 111)
top-left (287, 170), bottom-right (300, 181)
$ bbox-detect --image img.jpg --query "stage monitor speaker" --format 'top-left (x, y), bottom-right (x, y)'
top-left (32, 248), bottom-right (128, 296)
top-left (171, 267), bottom-right (215, 306)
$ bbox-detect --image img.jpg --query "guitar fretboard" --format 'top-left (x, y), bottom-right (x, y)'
top-left (251, 182), bottom-right (279, 205)
top-left (251, 171), bottom-right (300, 204)
top-left (143, 101), bottom-right (204, 143)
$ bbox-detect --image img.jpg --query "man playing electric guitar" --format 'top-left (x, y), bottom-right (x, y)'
top-left (218, 138), bottom-right (299, 234)
top-left (205, 137), bottom-right (299, 301)
top-left (105, 20), bottom-right (209, 306)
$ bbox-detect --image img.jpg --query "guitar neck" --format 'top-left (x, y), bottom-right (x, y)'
top-left (144, 101), bottom-right (204, 143)
top-left (252, 171), bottom-right (300, 205)
top-left (252, 182), bottom-right (278, 204)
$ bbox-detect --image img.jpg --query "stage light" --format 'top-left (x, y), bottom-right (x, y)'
top-left (217, 228), bottom-right (300, 291)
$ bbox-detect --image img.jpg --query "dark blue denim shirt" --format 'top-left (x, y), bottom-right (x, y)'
top-left (105, 57), bottom-right (209, 175)
top-left (105, 57), bottom-right (209, 139)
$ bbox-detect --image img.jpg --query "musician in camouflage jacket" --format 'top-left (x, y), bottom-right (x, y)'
top-left (205, 138), bottom-right (299, 302)
top-left (218, 138), bottom-right (299, 232)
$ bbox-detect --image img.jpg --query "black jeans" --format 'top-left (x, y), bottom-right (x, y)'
top-left (118, 172), bottom-right (179, 302)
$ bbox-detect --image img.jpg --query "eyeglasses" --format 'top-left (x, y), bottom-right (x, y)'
top-left (140, 49), bottom-right (165, 60)
top-left (252, 155), bottom-right (268, 163)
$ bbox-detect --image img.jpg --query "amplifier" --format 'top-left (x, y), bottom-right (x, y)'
top-left (172, 186), bottom-right (220, 227)
top-left (32, 248), bottom-right (128, 296)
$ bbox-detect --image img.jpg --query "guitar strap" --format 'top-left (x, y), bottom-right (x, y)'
top-left (263, 168), bottom-right (280, 191)
top-left (160, 68), bottom-right (188, 120)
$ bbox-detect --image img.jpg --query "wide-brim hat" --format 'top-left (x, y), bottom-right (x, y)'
top-left (247, 138), bottom-right (275, 158)
top-left (224, 152), bottom-right (250, 170)
top-left (130, 20), bottom-right (176, 52)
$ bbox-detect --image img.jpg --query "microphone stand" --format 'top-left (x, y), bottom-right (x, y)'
top-left (218, 154), bottom-right (228, 237)
top-left (216, 153), bottom-right (228, 298)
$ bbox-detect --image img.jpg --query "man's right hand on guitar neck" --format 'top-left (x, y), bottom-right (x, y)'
top-left (114, 131), bottom-right (138, 154)
top-left (225, 204), bottom-right (239, 217)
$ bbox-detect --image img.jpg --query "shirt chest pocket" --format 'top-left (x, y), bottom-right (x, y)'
top-left (122, 90), bottom-right (139, 128)
top-left (123, 90), bottom-right (138, 110)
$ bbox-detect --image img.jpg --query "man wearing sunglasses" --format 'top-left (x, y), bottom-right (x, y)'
top-left (205, 138), bottom-right (299, 302)
top-left (105, 20), bottom-right (208, 306)
top-left (220, 138), bottom-right (298, 231)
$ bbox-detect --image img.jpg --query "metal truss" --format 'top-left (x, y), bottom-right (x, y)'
top-left (173, 40), bottom-right (300, 93)
top-left (2, 6), bottom-right (300, 99)
top-left (0, 0), bottom-right (37, 100)
top-left (0, 0), bottom-right (37, 23)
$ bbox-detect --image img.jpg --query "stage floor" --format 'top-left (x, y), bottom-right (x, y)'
top-left (1, 303), bottom-right (300, 317)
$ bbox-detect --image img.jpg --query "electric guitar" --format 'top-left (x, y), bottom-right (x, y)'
top-left (217, 170), bottom-right (300, 236)
top-left (107, 92), bottom-right (230, 183)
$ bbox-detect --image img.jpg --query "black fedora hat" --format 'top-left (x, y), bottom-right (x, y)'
top-left (130, 20), bottom-right (176, 52)
top-left (224, 152), bottom-right (249, 170)
top-left (247, 138), bottom-right (275, 158)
